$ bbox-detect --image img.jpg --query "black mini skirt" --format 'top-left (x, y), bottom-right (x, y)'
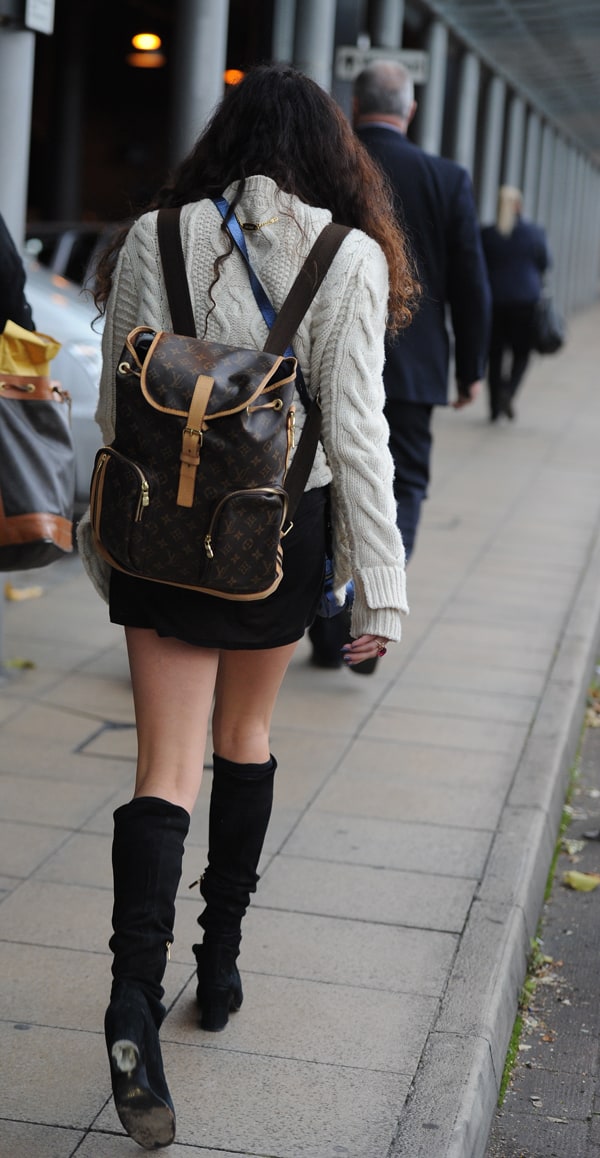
top-left (109, 486), bottom-right (328, 650)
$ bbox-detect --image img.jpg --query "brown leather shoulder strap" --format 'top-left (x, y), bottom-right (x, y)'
top-left (264, 223), bottom-right (351, 356)
top-left (157, 208), bottom-right (197, 338)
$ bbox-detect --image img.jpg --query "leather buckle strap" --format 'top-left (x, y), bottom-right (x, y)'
top-left (177, 374), bottom-right (214, 507)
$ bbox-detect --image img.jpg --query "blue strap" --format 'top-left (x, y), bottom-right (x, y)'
top-left (213, 196), bottom-right (311, 411)
top-left (213, 197), bottom-right (279, 333)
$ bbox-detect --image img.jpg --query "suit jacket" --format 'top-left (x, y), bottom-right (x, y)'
top-left (357, 124), bottom-right (491, 405)
top-left (481, 219), bottom-right (550, 306)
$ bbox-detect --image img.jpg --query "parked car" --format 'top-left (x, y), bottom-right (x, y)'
top-left (25, 221), bottom-right (113, 289)
top-left (24, 260), bottom-right (103, 515)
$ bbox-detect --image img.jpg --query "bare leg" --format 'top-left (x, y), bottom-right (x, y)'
top-left (125, 626), bottom-right (220, 813)
top-left (211, 641), bottom-right (298, 762)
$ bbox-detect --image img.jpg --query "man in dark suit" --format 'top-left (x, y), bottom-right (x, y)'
top-left (353, 60), bottom-right (491, 561)
top-left (308, 60), bottom-right (491, 673)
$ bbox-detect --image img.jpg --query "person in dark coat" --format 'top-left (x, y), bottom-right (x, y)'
top-left (481, 185), bottom-right (550, 421)
top-left (353, 60), bottom-right (491, 557)
top-left (308, 58), bottom-right (491, 672)
top-left (0, 212), bottom-right (35, 332)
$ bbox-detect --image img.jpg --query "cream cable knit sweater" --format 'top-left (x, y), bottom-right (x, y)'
top-left (78, 175), bottom-right (408, 640)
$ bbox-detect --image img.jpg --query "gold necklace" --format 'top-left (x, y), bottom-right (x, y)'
top-left (237, 214), bottom-right (279, 232)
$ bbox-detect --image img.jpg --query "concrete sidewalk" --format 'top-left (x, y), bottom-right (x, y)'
top-left (1, 305), bottom-right (600, 1158)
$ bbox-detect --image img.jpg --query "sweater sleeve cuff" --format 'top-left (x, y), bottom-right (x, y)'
top-left (356, 565), bottom-right (409, 615)
top-left (350, 604), bottom-right (405, 641)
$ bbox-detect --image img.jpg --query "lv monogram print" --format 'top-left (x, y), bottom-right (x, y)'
top-left (90, 329), bottom-right (297, 599)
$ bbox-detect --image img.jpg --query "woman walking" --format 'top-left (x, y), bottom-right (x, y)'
top-left (481, 185), bottom-right (551, 421)
top-left (78, 63), bottom-right (417, 1150)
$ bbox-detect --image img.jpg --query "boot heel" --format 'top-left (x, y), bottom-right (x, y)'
top-left (199, 982), bottom-right (243, 1032)
top-left (105, 983), bottom-right (175, 1150)
top-left (193, 942), bottom-right (244, 1032)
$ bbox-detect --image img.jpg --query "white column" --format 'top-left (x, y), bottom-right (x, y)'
top-left (503, 94), bottom-right (525, 188)
top-left (293, 0), bottom-right (337, 90)
top-left (478, 76), bottom-right (505, 224)
top-left (0, 29), bottom-right (36, 246)
top-left (548, 139), bottom-right (568, 307)
top-left (586, 166), bottom-right (600, 302)
top-left (416, 20), bottom-right (448, 156)
top-left (535, 123), bottom-right (555, 227)
top-left (569, 154), bottom-right (586, 310)
top-left (272, 0), bottom-right (296, 62)
top-left (370, 0), bottom-right (404, 48)
top-left (593, 170), bottom-right (600, 300)
top-left (522, 111), bottom-right (541, 220)
top-left (452, 52), bottom-right (480, 175)
top-left (170, 0), bottom-right (230, 166)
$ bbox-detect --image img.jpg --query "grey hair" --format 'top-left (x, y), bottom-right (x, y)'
top-left (354, 60), bottom-right (415, 120)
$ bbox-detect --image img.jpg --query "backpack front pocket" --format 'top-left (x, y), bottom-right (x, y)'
top-left (203, 488), bottom-right (288, 598)
top-left (90, 446), bottom-right (150, 572)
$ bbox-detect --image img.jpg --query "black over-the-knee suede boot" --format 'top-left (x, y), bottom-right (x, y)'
top-left (192, 753), bottom-right (276, 1032)
top-left (105, 796), bottom-right (189, 1151)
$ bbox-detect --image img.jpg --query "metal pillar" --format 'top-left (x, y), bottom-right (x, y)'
top-left (272, 0), bottom-right (296, 61)
top-left (0, 29), bottom-right (35, 246)
top-left (536, 123), bottom-right (555, 227)
top-left (48, 0), bottom-right (86, 220)
top-left (478, 75), bottom-right (505, 224)
top-left (522, 111), bottom-right (541, 220)
top-left (169, 0), bottom-right (230, 166)
top-left (369, 0), bottom-right (404, 48)
top-left (587, 166), bottom-right (600, 302)
top-left (569, 154), bottom-right (586, 310)
top-left (561, 147), bottom-right (578, 312)
top-left (416, 20), bottom-right (448, 156)
top-left (452, 51), bottom-right (480, 175)
top-left (548, 138), bottom-right (568, 308)
top-left (593, 170), bottom-right (600, 300)
top-left (580, 164), bottom-right (592, 303)
top-left (503, 94), bottom-right (525, 188)
top-left (293, 0), bottom-right (337, 89)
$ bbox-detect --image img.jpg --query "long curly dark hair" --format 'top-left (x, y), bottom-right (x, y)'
top-left (94, 63), bottom-right (419, 332)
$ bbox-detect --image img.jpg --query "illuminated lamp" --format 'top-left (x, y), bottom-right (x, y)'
top-left (132, 33), bottom-right (162, 51)
top-left (224, 69), bottom-right (245, 86)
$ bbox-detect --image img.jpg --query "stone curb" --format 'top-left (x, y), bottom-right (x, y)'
top-left (389, 523), bottom-right (600, 1158)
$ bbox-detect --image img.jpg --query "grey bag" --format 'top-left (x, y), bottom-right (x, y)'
top-left (0, 327), bottom-right (75, 569)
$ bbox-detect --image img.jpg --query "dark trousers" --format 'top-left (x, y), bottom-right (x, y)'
top-left (308, 399), bottom-right (432, 665)
top-left (488, 302), bottom-right (536, 417)
top-left (384, 399), bottom-right (434, 562)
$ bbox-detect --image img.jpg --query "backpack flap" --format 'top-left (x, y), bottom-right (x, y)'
top-left (136, 330), bottom-right (296, 420)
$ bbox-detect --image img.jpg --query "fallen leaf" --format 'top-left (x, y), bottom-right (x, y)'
top-left (4, 582), bottom-right (44, 601)
top-left (562, 870), bottom-right (600, 892)
top-left (562, 839), bottom-right (586, 856)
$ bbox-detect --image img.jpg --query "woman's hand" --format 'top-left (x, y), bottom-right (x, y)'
top-left (341, 634), bottom-right (389, 666)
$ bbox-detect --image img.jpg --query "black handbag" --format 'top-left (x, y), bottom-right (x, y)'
top-left (531, 293), bottom-right (565, 355)
top-left (0, 322), bottom-right (75, 570)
